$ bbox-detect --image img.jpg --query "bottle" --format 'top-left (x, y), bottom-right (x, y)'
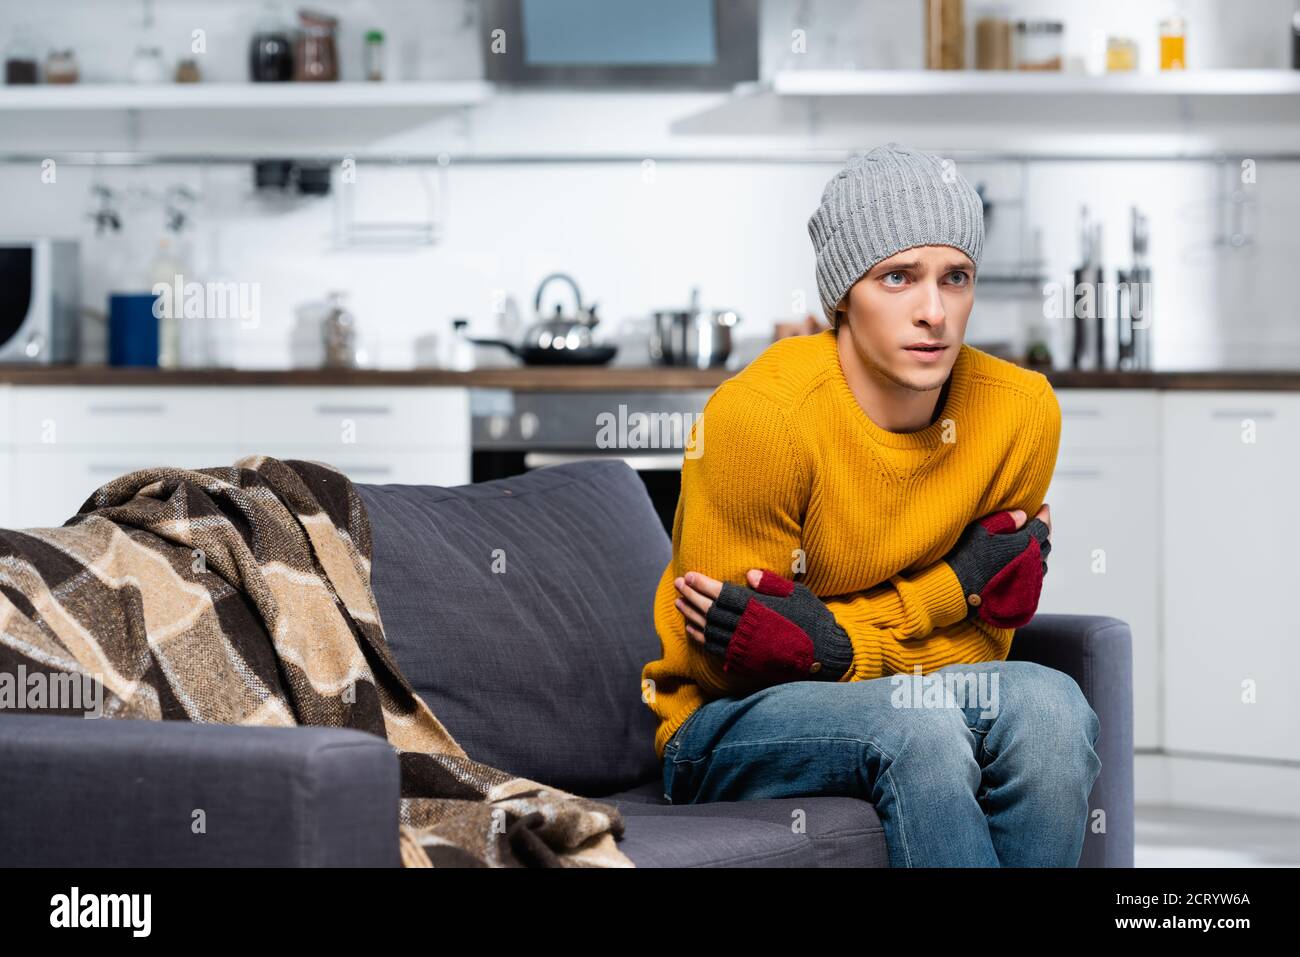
top-left (447, 318), bottom-right (475, 371)
top-left (149, 236), bottom-right (184, 369)
top-left (250, 2), bottom-right (294, 81)
top-left (1292, 4), bottom-right (1300, 69)
top-left (1159, 15), bottom-right (1186, 70)
top-left (1071, 206), bottom-right (1104, 371)
top-left (364, 30), bottom-right (385, 81)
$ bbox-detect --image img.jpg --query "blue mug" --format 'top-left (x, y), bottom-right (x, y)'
top-left (108, 292), bottom-right (160, 367)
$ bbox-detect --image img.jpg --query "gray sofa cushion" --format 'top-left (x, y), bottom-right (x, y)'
top-left (595, 781), bottom-right (889, 866)
top-left (356, 460), bottom-right (670, 797)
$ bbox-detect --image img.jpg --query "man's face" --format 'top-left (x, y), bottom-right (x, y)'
top-left (837, 244), bottom-right (975, 392)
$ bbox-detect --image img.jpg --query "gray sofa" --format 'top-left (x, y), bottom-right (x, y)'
top-left (0, 459), bottom-right (1133, 867)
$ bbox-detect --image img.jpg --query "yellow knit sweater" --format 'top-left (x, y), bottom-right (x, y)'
top-left (642, 328), bottom-right (1062, 760)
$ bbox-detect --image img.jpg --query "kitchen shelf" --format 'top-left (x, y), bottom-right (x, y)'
top-left (0, 81), bottom-right (494, 155)
top-left (767, 69), bottom-right (1300, 97)
top-left (670, 69), bottom-right (1300, 155)
top-left (0, 81), bottom-right (493, 112)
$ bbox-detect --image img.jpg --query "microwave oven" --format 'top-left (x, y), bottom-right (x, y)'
top-left (479, 0), bottom-right (759, 89)
top-left (0, 239), bottom-right (80, 364)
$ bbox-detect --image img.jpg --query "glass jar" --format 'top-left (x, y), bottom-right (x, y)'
top-left (44, 49), bottom-right (79, 84)
top-left (1159, 15), bottom-right (1186, 70)
top-left (1107, 37), bottom-right (1139, 72)
top-left (925, 0), bottom-right (966, 70)
top-left (129, 46), bottom-right (168, 84)
top-left (1014, 19), bottom-right (1063, 71)
top-left (294, 9), bottom-right (339, 81)
top-left (4, 26), bottom-right (40, 84)
top-left (974, 5), bottom-right (1012, 70)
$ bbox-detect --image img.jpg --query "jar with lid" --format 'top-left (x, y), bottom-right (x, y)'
top-left (1014, 20), bottom-right (1063, 70)
top-left (924, 0), bottom-right (965, 70)
top-left (129, 46), bottom-right (168, 84)
top-left (4, 26), bottom-right (40, 84)
top-left (45, 49), bottom-right (79, 84)
top-left (1159, 15), bottom-right (1186, 70)
top-left (974, 4), bottom-right (1012, 70)
top-left (321, 291), bottom-right (360, 368)
top-left (1107, 37), bottom-right (1139, 72)
top-left (295, 9), bottom-right (339, 81)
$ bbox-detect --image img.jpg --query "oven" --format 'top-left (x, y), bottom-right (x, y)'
top-left (471, 389), bottom-right (714, 535)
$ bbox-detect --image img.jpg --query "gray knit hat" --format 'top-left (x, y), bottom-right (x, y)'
top-left (807, 142), bottom-right (984, 327)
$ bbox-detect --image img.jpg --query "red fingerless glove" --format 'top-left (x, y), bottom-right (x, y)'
top-left (976, 534), bottom-right (1045, 628)
top-left (702, 570), bottom-right (853, 683)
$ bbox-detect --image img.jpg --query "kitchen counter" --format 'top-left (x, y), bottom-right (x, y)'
top-left (3, 364), bottom-right (1300, 390)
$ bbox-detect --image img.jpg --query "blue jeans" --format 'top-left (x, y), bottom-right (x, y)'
top-left (661, 659), bottom-right (1102, 866)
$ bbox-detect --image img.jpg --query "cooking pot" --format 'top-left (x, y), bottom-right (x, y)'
top-left (650, 287), bottom-right (741, 368)
top-left (469, 272), bottom-right (617, 366)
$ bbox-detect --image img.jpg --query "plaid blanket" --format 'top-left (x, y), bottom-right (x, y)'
top-left (0, 455), bottom-right (631, 868)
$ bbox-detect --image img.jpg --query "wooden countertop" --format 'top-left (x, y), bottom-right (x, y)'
top-left (2, 364), bottom-right (1300, 391)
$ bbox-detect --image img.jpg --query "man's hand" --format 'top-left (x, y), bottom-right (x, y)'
top-left (946, 502), bottom-right (1053, 628)
top-left (999, 503), bottom-right (1052, 575)
top-left (674, 568), bottom-right (853, 683)
top-left (674, 569), bottom-right (764, 647)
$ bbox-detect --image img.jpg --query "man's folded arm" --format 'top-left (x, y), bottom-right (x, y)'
top-left (825, 377), bottom-right (1063, 681)
top-left (677, 374), bottom-right (1060, 692)
top-left (673, 382), bottom-right (812, 697)
top-left (822, 559), bottom-right (970, 642)
top-left (676, 382), bottom-right (976, 694)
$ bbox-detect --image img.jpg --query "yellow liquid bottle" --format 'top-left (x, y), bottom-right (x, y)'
top-left (1160, 17), bottom-right (1186, 70)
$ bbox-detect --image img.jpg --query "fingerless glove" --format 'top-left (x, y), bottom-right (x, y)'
top-left (945, 511), bottom-right (1052, 629)
top-left (701, 570), bottom-right (853, 684)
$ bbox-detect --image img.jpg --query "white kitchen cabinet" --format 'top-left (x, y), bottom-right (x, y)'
top-left (1037, 390), bottom-right (1161, 751)
top-left (1056, 389), bottom-right (1160, 454)
top-left (10, 447), bottom-right (248, 529)
top-left (238, 387), bottom-right (469, 451)
top-left (1162, 392), bottom-right (1300, 763)
top-left (0, 450), bottom-right (11, 529)
top-left (4, 386), bottom-right (471, 529)
top-left (0, 385), bottom-right (11, 527)
top-left (9, 387), bottom-right (243, 447)
top-left (9, 448), bottom-right (470, 529)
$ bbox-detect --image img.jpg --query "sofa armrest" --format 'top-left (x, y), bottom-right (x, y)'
top-left (1009, 613), bottom-right (1135, 868)
top-left (0, 713), bottom-right (401, 866)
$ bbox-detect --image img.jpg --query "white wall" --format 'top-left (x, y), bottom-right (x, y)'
top-left (1, 0), bottom-right (1297, 369)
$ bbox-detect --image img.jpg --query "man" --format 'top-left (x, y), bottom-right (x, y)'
top-left (640, 143), bottom-right (1101, 867)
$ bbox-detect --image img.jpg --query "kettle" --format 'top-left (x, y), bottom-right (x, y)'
top-left (468, 272), bottom-right (617, 366)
